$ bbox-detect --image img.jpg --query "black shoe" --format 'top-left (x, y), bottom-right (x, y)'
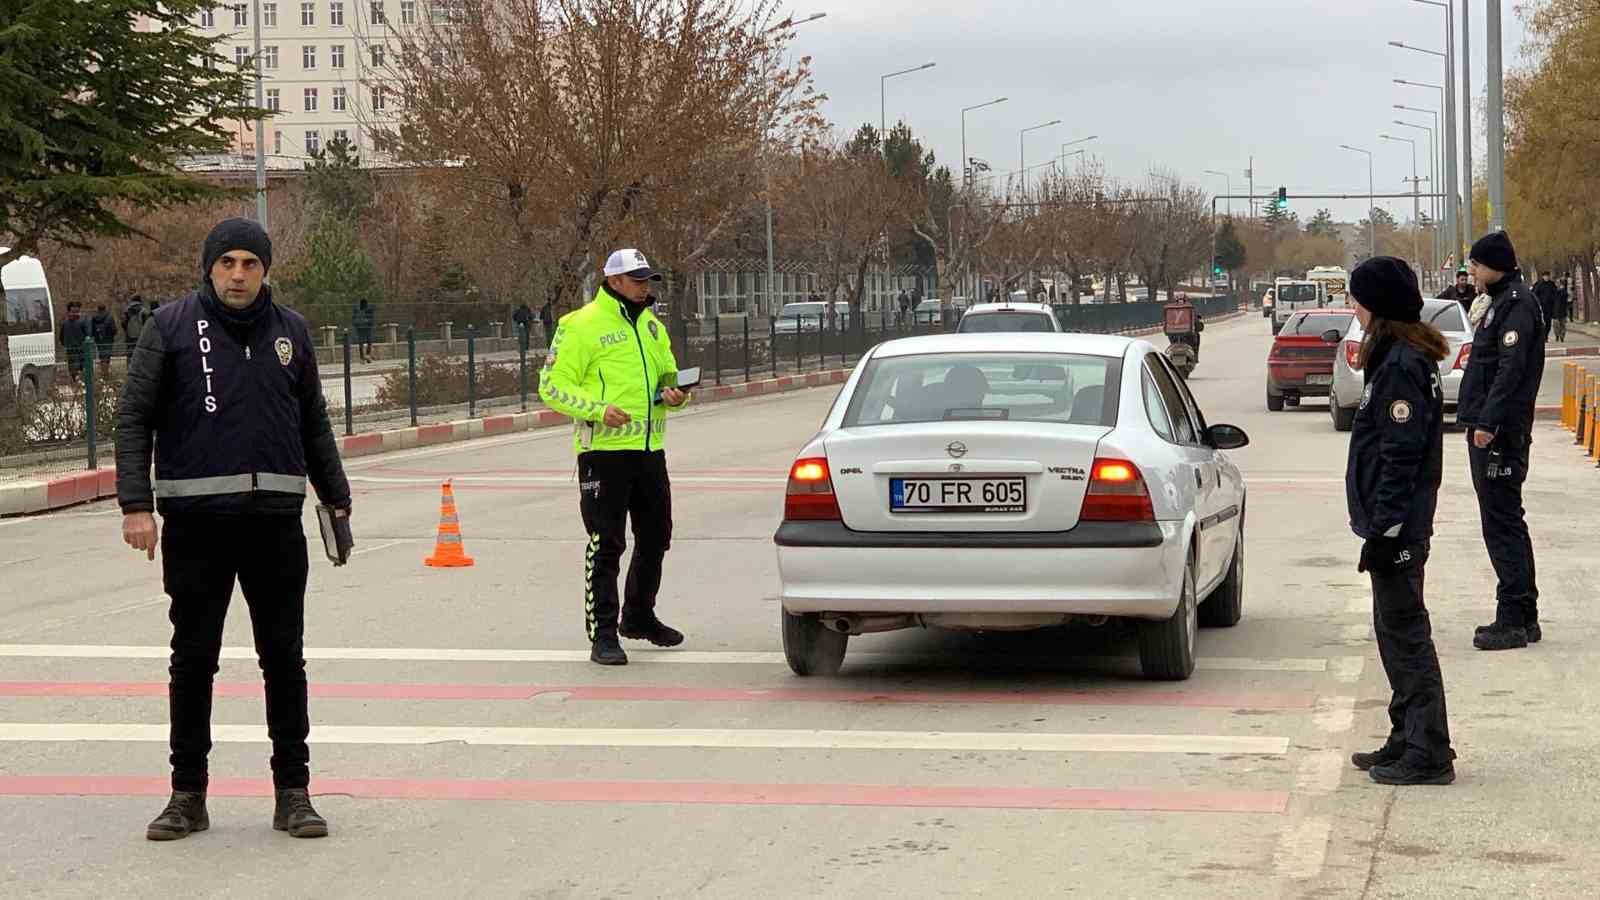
top-left (146, 790), bottom-right (209, 841)
top-left (1476, 620), bottom-right (1541, 643)
top-left (1351, 745), bottom-right (1404, 771)
top-left (591, 634), bottom-right (629, 665)
top-left (620, 618), bottom-right (685, 648)
top-left (1474, 624), bottom-right (1529, 651)
top-left (273, 788), bottom-right (329, 838)
top-left (1369, 760), bottom-right (1455, 785)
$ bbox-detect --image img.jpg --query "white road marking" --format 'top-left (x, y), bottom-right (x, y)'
top-left (1274, 816), bottom-right (1333, 880)
top-left (350, 539), bottom-right (411, 557)
top-left (1312, 696), bottom-right (1357, 734)
top-left (1339, 623), bottom-right (1373, 642)
top-left (1243, 477), bottom-right (1347, 485)
top-left (0, 645), bottom-right (1335, 672)
top-left (0, 722), bottom-right (1289, 755)
top-left (0, 596), bottom-right (169, 641)
top-left (1330, 656), bottom-right (1366, 684)
top-left (1295, 750), bottom-right (1346, 795)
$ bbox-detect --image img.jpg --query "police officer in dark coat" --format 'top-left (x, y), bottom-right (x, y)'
top-left (1457, 232), bottom-right (1545, 651)
top-left (1344, 256), bottom-right (1456, 786)
top-left (1436, 268), bottom-right (1475, 311)
top-left (116, 217), bottom-right (351, 841)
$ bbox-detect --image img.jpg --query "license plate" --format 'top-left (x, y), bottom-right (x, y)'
top-left (1307, 374), bottom-right (1332, 385)
top-left (890, 477), bottom-right (1027, 513)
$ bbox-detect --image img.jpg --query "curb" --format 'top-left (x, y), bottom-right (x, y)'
top-left (0, 368), bottom-right (852, 518)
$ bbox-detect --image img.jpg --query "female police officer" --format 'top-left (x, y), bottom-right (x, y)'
top-left (1344, 257), bottom-right (1457, 786)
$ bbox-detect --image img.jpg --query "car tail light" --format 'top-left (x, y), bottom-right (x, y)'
top-left (784, 456), bottom-right (840, 521)
top-left (1453, 343), bottom-right (1471, 370)
top-left (1343, 340), bottom-right (1361, 371)
top-left (1080, 458), bottom-right (1156, 523)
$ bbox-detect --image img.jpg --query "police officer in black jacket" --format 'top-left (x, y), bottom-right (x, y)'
top-left (1457, 232), bottom-right (1545, 651)
top-left (116, 218), bottom-right (351, 841)
top-left (1344, 257), bottom-right (1456, 786)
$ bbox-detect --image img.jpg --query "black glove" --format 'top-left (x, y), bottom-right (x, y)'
top-left (1358, 537), bottom-right (1419, 575)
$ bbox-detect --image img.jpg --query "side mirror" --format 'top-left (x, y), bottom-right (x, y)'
top-left (1207, 423), bottom-right (1250, 450)
top-left (1320, 328), bottom-right (1343, 344)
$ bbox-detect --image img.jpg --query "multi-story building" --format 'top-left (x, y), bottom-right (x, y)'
top-left (183, 1), bottom-right (425, 167)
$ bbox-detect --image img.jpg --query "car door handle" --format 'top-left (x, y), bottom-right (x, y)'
top-left (1195, 468), bottom-right (1204, 489)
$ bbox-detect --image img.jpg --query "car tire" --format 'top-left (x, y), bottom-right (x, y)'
top-left (1330, 393), bottom-right (1355, 431)
top-left (781, 608), bottom-right (847, 677)
top-left (1271, 322), bottom-right (1282, 335)
top-left (1266, 389), bottom-right (1284, 412)
top-left (1139, 548), bottom-right (1197, 681)
top-left (1199, 516), bottom-right (1244, 628)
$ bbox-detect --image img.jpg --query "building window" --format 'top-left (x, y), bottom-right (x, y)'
top-left (262, 45), bottom-right (278, 69)
top-left (400, 0), bottom-right (416, 24)
top-left (199, 7), bottom-right (215, 28)
top-left (274, 130), bottom-right (283, 156)
top-left (370, 45), bottom-right (385, 67)
top-left (299, 1), bottom-right (314, 25)
top-left (304, 87), bottom-right (319, 112)
top-left (371, 1), bottom-right (385, 25)
top-left (233, 4), bottom-right (247, 26)
top-left (331, 45), bottom-right (345, 68)
top-left (262, 3), bottom-right (277, 26)
top-left (332, 86), bottom-right (347, 111)
top-left (302, 45), bottom-right (316, 69)
top-left (265, 88), bottom-right (280, 111)
top-left (330, 1), bottom-right (344, 25)
top-left (334, 129), bottom-right (350, 145)
top-left (371, 86), bottom-right (385, 111)
top-left (234, 46), bottom-right (251, 67)
top-left (305, 130), bottom-right (321, 155)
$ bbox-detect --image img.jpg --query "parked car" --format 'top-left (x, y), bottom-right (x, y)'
top-left (1329, 298), bottom-right (1472, 431)
top-left (913, 297), bottom-right (969, 327)
top-left (773, 332), bottom-right (1250, 681)
top-left (1266, 310), bottom-right (1356, 411)
top-left (2, 249), bottom-right (58, 406)
top-left (956, 302), bottom-right (1062, 333)
top-left (774, 301), bottom-right (850, 334)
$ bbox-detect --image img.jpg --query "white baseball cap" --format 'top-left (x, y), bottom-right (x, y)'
top-left (603, 248), bottom-right (663, 281)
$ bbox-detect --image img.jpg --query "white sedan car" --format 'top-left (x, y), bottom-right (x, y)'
top-left (773, 333), bottom-right (1250, 681)
top-left (957, 302), bottom-right (1062, 333)
top-left (1329, 298), bottom-right (1473, 431)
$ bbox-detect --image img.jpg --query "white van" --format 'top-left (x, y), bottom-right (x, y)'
top-left (2, 250), bottom-right (57, 405)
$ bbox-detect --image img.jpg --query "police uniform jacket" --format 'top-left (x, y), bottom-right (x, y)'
top-left (1346, 336), bottom-right (1444, 542)
top-left (1456, 273), bottom-right (1545, 439)
top-left (115, 284), bottom-right (350, 517)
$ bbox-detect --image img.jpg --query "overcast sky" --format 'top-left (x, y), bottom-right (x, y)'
top-left (785, 0), bottom-right (1529, 226)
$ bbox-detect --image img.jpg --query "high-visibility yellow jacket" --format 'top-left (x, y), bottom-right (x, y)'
top-left (539, 286), bottom-right (687, 453)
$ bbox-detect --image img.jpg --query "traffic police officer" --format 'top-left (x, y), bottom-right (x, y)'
top-left (117, 218), bottom-right (351, 840)
top-left (540, 249), bottom-right (692, 665)
top-left (1457, 232), bottom-right (1545, 651)
top-left (1344, 256), bottom-right (1456, 786)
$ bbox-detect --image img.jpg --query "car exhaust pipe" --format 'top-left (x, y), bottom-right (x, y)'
top-left (823, 614), bottom-right (916, 635)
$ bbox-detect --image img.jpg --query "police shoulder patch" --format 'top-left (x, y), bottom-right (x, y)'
top-left (648, 320), bottom-right (660, 340)
top-left (1389, 399), bottom-right (1413, 424)
top-left (1503, 329), bottom-right (1519, 347)
top-left (274, 336), bottom-right (293, 366)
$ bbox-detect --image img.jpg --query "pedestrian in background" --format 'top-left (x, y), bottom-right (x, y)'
top-left (1554, 278), bottom-right (1572, 342)
top-left (1457, 232), bottom-right (1545, 651)
top-left (122, 294), bottom-right (148, 362)
top-left (1344, 256), bottom-right (1455, 786)
top-left (1534, 274), bottom-right (1559, 342)
top-left (352, 298), bottom-right (375, 364)
top-left (117, 217), bottom-right (351, 841)
top-left (1436, 268), bottom-right (1474, 313)
top-left (512, 302), bottom-right (533, 349)
top-left (59, 301), bottom-right (89, 384)
top-left (90, 303), bottom-right (118, 375)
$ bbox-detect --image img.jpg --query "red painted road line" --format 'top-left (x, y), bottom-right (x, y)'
top-left (0, 681), bottom-right (1316, 709)
top-left (0, 775), bottom-right (1288, 814)
top-left (369, 467), bottom-right (784, 477)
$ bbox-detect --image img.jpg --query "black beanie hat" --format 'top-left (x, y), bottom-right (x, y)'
top-left (200, 217), bottom-right (273, 277)
top-left (1350, 256), bottom-right (1423, 323)
top-left (1469, 230), bottom-right (1517, 273)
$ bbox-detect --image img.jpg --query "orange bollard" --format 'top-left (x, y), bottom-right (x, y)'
top-left (1562, 362), bottom-right (1576, 430)
top-left (1589, 381), bottom-right (1600, 461)
top-left (1577, 370), bottom-right (1591, 447)
top-left (424, 479), bottom-right (476, 568)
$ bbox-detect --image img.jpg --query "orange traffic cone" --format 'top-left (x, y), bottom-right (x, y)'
top-left (424, 480), bottom-right (475, 568)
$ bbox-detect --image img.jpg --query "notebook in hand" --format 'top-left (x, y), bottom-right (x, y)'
top-left (316, 504), bottom-right (354, 566)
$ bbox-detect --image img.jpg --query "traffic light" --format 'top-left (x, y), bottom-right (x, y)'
top-left (1213, 262), bottom-right (1224, 275)
top-left (1276, 187), bottom-right (1288, 209)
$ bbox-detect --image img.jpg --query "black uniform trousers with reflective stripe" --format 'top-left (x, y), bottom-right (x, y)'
top-left (1370, 545), bottom-right (1453, 767)
top-left (162, 515), bottom-right (311, 792)
top-left (578, 450), bottom-right (673, 641)
top-left (1467, 437), bottom-right (1539, 627)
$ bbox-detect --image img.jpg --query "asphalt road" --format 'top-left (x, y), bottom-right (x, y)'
top-left (3, 313), bottom-right (1597, 897)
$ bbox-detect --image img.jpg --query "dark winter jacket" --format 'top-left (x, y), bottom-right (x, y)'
top-left (1456, 272), bottom-right (1545, 439)
top-left (1346, 336), bottom-right (1444, 542)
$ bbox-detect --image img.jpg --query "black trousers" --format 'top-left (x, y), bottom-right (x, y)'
top-left (1370, 545), bottom-right (1453, 766)
top-left (162, 515), bottom-right (311, 792)
top-left (578, 450), bottom-right (672, 641)
top-left (1467, 436), bottom-right (1539, 626)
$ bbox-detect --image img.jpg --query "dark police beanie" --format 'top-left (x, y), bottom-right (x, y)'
top-left (1469, 230), bottom-right (1517, 273)
top-left (1350, 256), bottom-right (1423, 323)
top-left (200, 217), bottom-right (273, 277)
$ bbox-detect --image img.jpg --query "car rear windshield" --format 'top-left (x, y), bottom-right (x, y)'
top-left (957, 312), bottom-right (1055, 333)
top-left (1425, 303), bottom-right (1466, 332)
top-left (843, 352), bottom-right (1119, 427)
top-left (1278, 284), bottom-right (1319, 302)
top-left (1284, 313), bottom-right (1353, 336)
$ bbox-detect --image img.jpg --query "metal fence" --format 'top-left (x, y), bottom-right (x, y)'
top-left (1, 295), bottom-right (1241, 476)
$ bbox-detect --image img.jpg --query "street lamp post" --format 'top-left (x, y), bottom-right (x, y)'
top-left (1394, 112), bottom-right (1440, 277)
top-left (252, 0), bottom-right (266, 227)
top-left (1018, 119), bottom-right (1062, 196)
top-left (1487, 0), bottom-right (1506, 231)
top-left (1056, 149), bottom-right (1087, 176)
top-left (1057, 135), bottom-right (1097, 177)
top-left (1462, 0), bottom-right (1474, 243)
top-left (1340, 144), bottom-right (1376, 258)
top-left (1395, 86), bottom-right (1445, 265)
top-left (1380, 134), bottom-right (1423, 271)
top-left (960, 97), bottom-right (1007, 189)
top-left (881, 62), bottom-right (936, 152)
top-left (761, 13), bottom-right (826, 319)
top-left (1404, 0), bottom-right (1460, 260)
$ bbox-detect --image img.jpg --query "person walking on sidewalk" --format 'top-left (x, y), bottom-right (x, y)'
top-left (1457, 232), bottom-right (1545, 651)
top-left (59, 301), bottom-right (89, 384)
top-left (122, 294), bottom-right (149, 362)
top-left (352, 298), bottom-right (376, 364)
top-left (1343, 256), bottom-right (1456, 786)
top-left (1554, 278), bottom-right (1572, 343)
top-left (116, 217), bottom-right (352, 841)
top-left (538, 249), bottom-right (692, 666)
top-left (90, 303), bottom-right (118, 374)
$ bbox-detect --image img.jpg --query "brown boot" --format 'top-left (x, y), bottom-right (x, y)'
top-left (273, 788), bottom-right (329, 838)
top-left (146, 791), bottom-right (209, 841)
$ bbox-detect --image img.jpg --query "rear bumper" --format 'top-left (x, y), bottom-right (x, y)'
top-left (1268, 367), bottom-right (1334, 395)
top-left (774, 521), bottom-right (1185, 620)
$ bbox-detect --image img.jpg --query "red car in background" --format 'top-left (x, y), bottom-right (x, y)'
top-left (1266, 310), bottom-right (1357, 411)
